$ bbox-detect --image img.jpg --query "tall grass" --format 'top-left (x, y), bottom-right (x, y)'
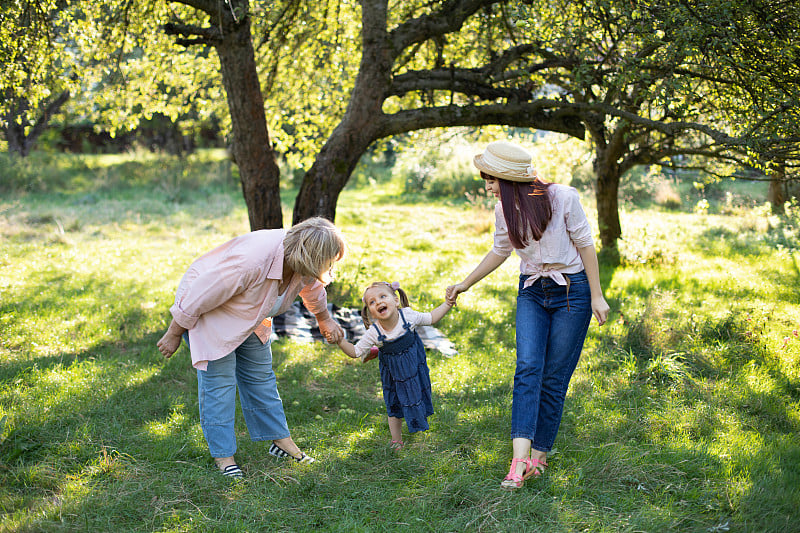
top-left (1, 148), bottom-right (798, 532)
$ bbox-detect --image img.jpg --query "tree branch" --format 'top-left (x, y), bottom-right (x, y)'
top-left (28, 89), bottom-right (69, 141)
top-left (389, 68), bottom-right (529, 100)
top-left (390, 0), bottom-right (500, 57)
top-left (163, 22), bottom-right (222, 46)
top-left (553, 99), bottom-right (746, 146)
top-left (389, 44), bottom-right (573, 100)
top-left (377, 102), bottom-right (585, 139)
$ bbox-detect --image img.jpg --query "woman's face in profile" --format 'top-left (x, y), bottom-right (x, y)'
top-left (316, 258), bottom-right (338, 286)
top-left (484, 177), bottom-right (501, 199)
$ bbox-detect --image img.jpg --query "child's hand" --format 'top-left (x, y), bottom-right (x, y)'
top-left (362, 346), bottom-right (379, 363)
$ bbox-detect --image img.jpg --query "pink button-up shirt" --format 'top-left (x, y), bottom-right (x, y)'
top-left (169, 229), bottom-right (328, 370)
top-left (492, 184), bottom-right (594, 287)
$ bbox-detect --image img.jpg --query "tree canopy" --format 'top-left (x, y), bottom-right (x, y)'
top-left (2, 0), bottom-right (798, 247)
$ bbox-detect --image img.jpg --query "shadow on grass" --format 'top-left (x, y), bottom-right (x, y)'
top-left (0, 270), bottom-right (553, 530)
top-left (5, 253), bottom-right (798, 530)
top-left (0, 272), bottom-right (160, 382)
top-left (562, 379), bottom-right (797, 530)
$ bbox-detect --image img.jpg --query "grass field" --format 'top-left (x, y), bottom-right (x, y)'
top-left (1, 149), bottom-right (799, 532)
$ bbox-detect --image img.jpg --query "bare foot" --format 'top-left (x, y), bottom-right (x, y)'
top-left (214, 456), bottom-right (237, 471)
top-left (272, 437), bottom-right (302, 458)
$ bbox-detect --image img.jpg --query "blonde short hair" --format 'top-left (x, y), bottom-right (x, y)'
top-left (283, 217), bottom-right (346, 279)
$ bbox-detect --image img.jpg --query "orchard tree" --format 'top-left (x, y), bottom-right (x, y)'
top-left (289, 0), bottom-right (588, 223)
top-left (651, 0), bottom-right (800, 211)
top-left (285, 0), bottom-right (798, 247)
top-left (1, 0), bottom-right (78, 156)
top-left (480, 0), bottom-right (800, 247)
top-left (160, 0), bottom-right (284, 229)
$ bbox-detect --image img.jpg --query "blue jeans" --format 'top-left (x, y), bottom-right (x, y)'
top-left (512, 271), bottom-right (592, 452)
top-left (194, 333), bottom-right (290, 458)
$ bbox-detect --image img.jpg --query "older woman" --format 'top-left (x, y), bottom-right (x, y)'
top-left (157, 217), bottom-right (346, 479)
top-left (447, 141), bottom-right (610, 489)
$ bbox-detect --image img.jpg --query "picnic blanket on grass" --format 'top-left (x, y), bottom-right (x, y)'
top-left (272, 302), bottom-right (457, 357)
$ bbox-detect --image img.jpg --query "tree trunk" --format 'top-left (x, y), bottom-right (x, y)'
top-left (768, 161), bottom-right (786, 214)
top-left (5, 120), bottom-right (26, 156)
top-left (215, 18), bottom-right (282, 230)
top-left (292, 0), bottom-right (391, 224)
top-left (595, 152), bottom-right (622, 250)
top-left (3, 91), bottom-right (69, 157)
top-left (292, 121), bottom-right (378, 224)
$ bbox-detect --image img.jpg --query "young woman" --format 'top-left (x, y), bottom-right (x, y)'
top-left (446, 141), bottom-right (610, 489)
top-left (157, 217), bottom-right (346, 479)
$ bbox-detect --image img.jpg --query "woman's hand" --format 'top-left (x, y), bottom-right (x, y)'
top-left (318, 317), bottom-right (344, 344)
top-left (445, 283), bottom-right (467, 306)
top-left (157, 320), bottom-right (187, 358)
top-left (592, 296), bottom-right (610, 326)
top-left (157, 331), bottom-right (182, 358)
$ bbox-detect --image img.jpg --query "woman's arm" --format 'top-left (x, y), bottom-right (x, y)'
top-left (577, 244), bottom-right (610, 325)
top-left (300, 280), bottom-right (345, 344)
top-left (446, 251), bottom-right (507, 305)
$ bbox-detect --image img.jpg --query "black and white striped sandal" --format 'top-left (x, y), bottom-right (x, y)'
top-left (268, 443), bottom-right (316, 464)
top-left (220, 464), bottom-right (244, 479)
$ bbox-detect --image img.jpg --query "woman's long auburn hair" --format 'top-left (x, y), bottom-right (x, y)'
top-left (483, 171), bottom-right (552, 249)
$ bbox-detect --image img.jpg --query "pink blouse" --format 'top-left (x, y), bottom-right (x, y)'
top-left (492, 184), bottom-right (594, 288)
top-left (169, 229), bottom-right (328, 370)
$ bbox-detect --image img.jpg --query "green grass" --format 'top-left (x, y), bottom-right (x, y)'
top-left (1, 150), bottom-right (799, 532)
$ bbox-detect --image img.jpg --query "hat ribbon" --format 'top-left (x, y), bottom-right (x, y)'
top-left (481, 149), bottom-right (530, 177)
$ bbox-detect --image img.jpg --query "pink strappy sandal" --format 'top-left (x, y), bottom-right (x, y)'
top-left (500, 457), bottom-right (547, 489)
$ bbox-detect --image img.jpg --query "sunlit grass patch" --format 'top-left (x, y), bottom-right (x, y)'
top-left (1, 151), bottom-right (799, 531)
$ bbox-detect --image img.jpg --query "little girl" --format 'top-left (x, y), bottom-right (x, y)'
top-left (332, 281), bottom-right (452, 449)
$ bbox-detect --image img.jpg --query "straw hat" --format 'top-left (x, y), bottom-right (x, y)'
top-left (473, 141), bottom-right (536, 182)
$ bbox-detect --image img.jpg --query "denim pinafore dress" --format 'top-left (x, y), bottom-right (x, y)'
top-left (374, 308), bottom-right (434, 433)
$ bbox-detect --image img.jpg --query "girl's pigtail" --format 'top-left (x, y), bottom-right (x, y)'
top-left (396, 287), bottom-right (410, 308)
top-left (360, 304), bottom-right (372, 328)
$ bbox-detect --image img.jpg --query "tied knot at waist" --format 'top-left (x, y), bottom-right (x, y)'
top-left (522, 268), bottom-right (571, 289)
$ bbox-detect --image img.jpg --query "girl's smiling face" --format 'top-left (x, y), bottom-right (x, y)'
top-left (363, 285), bottom-right (399, 323)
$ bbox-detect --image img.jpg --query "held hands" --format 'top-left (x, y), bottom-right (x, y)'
top-left (445, 283), bottom-right (467, 306)
top-left (319, 317), bottom-right (344, 344)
